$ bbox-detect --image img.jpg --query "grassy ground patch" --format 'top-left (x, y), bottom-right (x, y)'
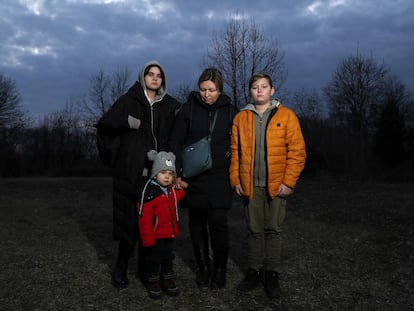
top-left (0, 177), bottom-right (412, 310)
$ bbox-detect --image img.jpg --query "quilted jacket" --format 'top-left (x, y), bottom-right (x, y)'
top-left (137, 180), bottom-right (186, 247)
top-left (229, 101), bottom-right (306, 200)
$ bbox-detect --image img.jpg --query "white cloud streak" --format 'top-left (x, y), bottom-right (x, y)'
top-left (0, 0), bottom-right (413, 115)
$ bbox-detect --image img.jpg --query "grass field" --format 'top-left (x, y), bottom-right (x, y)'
top-left (0, 177), bottom-right (413, 310)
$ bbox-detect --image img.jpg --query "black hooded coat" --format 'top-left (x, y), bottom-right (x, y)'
top-left (96, 62), bottom-right (180, 244)
top-left (169, 91), bottom-right (238, 209)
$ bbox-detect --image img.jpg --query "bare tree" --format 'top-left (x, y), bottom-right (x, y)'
top-left (373, 76), bottom-right (414, 168)
top-left (324, 50), bottom-right (388, 134)
top-left (323, 49), bottom-right (393, 176)
top-left (0, 74), bottom-right (27, 176)
top-left (382, 75), bottom-right (414, 125)
top-left (205, 15), bottom-right (287, 108)
top-left (110, 67), bottom-right (132, 105)
top-left (81, 67), bottom-right (132, 123)
top-left (289, 88), bottom-right (323, 122)
top-left (0, 73), bottom-right (24, 128)
top-left (28, 100), bottom-right (93, 175)
top-left (170, 82), bottom-right (193, 105)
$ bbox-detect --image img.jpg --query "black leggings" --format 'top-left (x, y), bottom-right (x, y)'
top-left (188, 208), bottom-right (229, 268)
top-left (115, 240), bottom-right (145, 277)
top-left (143, 238), bottom-right (175, 276)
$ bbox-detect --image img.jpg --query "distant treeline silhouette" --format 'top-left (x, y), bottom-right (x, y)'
top-left (1, 49), bottom-right (414, 180)
top-left (0, 111), bottom-right (413, 181)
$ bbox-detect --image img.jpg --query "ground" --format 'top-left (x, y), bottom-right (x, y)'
top-left (0, 177), bottom-right (413, 310)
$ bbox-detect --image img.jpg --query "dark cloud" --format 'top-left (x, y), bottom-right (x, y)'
top-left (1, 0), bottom-right (413, 116)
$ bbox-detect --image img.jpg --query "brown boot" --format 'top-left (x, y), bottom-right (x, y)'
top-left (161, 272), bottom-right (179, 296)
top-left (146, 275), bottom-right (162, 299)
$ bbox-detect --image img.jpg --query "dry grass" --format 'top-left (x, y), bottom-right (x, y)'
top-left (0, 177), bottom-right (413, 310)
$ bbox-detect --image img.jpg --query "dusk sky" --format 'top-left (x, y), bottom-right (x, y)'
top-left (1, 0), bottom-right (413, 118)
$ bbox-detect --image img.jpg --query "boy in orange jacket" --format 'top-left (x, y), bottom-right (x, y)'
top-left (230, 73), bottom-right (306, 299)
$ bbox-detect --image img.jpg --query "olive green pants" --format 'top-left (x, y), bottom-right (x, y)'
top-left (245, 187), bottom-right (286, 272)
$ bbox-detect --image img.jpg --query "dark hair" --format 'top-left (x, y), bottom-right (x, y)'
top-left (198, 68), bottom-right (223, 92)
top-left (144, 65), bottom-right (165, 81)
top-left (248, 73), bottom-right (273, 89)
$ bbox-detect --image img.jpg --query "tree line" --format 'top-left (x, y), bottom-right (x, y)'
top-left (1, 17), bottom-right (413, 180)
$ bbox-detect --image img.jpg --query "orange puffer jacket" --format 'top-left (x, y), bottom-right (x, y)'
top-left (229, 103), bottom-right (306, 200)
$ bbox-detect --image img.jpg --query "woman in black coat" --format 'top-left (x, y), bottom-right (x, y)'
top-left (97, 61), bottom-right (180, 289)
top-left (169, 68), bottom-right (238, 289)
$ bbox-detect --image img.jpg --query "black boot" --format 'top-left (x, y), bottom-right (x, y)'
top-left (112, 266), bottom-right (128, 289)
top-left (112, 241), bottom-right (133, 289)
top-left (194, 244), bottom-right (211, 287)
top-left (210, 250), bottom-right (228, 289)
top-left (210, 267), bottom-right (226, 289)
top-left (263, 270), bottom-right (281, 299)
top-left (136, 242), bottom-right (146, 284)
top-left (190, 222), bottom-right (211, 287)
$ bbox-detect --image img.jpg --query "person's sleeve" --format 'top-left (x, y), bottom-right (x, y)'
top-left (284, 111), bottom-right (307, 188)
top-left (169, 104), bottom-right (189, 178)
top-left (229, 115), bottom-right (241, 188)
top-left (137, 202), bottom-right (156, 247)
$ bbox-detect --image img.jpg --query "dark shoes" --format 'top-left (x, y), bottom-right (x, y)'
top-left (162, 273), bottom-right (180, 296)
top-left (195, 266), bottom-right (226, 289)
top-left (237, 268), bottom-right (261, 292)
top-left (210, 268), bottom-right (226, 289)
top-left (195, 267), bottom-right (211, 288)
top-left (237, 268), bottom-right (281, 299)
top-left (145, 273), bottom-right (179, 299)
top-left (263, 270), bottom-right (281, 299)
top-left (111, 267), bottom-right (129, 289)
top-left (145, 275), bottom-right (162, 299)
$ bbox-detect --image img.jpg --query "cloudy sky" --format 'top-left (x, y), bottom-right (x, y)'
top-left (1, 0), bottom-right (413, 117)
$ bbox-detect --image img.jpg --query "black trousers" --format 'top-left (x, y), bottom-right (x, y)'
top-left (188, 208), bottom-right (229, 269)
top-left (143, 238), bottom-right (175, 277)
top-left (115, 240), bottom-right (145, 278)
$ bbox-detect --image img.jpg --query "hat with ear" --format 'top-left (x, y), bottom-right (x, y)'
top-left (147, 150), bottom-right (176, 178)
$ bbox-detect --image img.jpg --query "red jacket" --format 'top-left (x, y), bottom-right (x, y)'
top-left (137, 181), bottom-right (186, 247)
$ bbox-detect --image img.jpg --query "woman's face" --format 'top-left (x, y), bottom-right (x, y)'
top-left (199, 80), bottom-right (220, 105)
top-left (144, 66), bottom-right (163, 91)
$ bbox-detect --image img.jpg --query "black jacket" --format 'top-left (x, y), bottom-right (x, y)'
top-left (97, 81), bottom-right (180, 244)
top-left (169, 91), bottom-right (238, 209)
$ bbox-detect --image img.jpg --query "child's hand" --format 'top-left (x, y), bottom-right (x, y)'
top-left (234, 184), bottom-right (244, 196)
top-left (277, 184), bottom-right (293, 197)
top-left (180, 180), bottom-right (189, 189)
top-left (175, 177), bottom-right (188, 189)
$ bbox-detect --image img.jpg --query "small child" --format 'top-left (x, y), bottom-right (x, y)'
top-left (137, 150), bottom-right (187, 299)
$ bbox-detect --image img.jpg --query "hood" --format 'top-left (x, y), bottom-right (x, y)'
top-left (242, 98), bottom-right (280, 112)
top-left (138, 60), bottom-right (167, 101)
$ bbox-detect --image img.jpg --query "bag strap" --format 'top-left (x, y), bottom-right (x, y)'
top-left (208, 111), bottom-right (218, 139)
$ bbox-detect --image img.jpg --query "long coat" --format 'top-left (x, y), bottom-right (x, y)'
top-left (97, 81), bottom-right (180, 244)
top-left (169, 91), bottom-right (238, 209)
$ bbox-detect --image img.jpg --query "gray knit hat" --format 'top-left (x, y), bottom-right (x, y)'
top-left (147, 150), bottom-right (176, 178)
